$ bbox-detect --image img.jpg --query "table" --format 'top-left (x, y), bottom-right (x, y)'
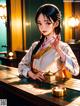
top-left (0, 65), bottom-right (80, 106)
top-left (0, 51), bottom-right (26, 68)
top-left (0, 56), bottom-right (17, 67)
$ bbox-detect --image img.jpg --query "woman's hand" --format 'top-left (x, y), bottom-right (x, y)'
top-left (51, 35), bottom-right (66, 62)
top-left (27, 71), bottom-right (45, 81)
top-left (51, 35), bottom-right (60, 49)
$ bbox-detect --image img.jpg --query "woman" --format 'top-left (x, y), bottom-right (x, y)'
top-left (18, 4), bottom-right (79, 81)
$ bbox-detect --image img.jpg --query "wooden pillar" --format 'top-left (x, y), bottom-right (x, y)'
top-left (64, 2), bottom-right (72, 42)
top-left (10, 0), bottom-right (23, 51)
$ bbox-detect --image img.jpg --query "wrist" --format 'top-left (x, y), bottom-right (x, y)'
top-left (27, 71), bottom-right (36, 79)
top-left (60, 56), bottom-right (66, 63)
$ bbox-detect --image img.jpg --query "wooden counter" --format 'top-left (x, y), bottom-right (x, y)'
top-left (0, 65), bottom-right (80, 106)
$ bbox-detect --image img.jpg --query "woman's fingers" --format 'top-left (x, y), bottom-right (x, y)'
top-left (34, 71), bottom-right (45, 81)
top-left (51, 36), bottom-right (60, 48)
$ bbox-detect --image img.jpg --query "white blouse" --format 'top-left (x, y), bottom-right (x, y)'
top-left (18, 41), bottom-right (79, 78)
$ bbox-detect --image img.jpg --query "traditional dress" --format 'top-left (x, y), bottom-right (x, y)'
top-left (18, 37), bottom-right (79, 78)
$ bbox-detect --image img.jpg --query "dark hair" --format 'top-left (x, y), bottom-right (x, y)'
top-left (31, 4), bottom-right (61, 59)
top-left (35, 4), bottom-right (61, 34)
top-left (31, 35), bottom-right (45, 57)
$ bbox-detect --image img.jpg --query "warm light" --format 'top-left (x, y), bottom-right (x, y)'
top-left (0, 6), bottom-right (3, 17)
top-left (8, 52), bottom-right (14, 57)
top-left (63, 17), bottom-right (80, 28)
top-left (0, 4), bottom-right (7, 23)
top-left (63, 18), bottom-right (68, 27)
top-left (25, 22), bottom-right (31, 26)
top-left (68, 17), bottom-right (79, 27)
top-left (16, 19), bottom-right (22, 28)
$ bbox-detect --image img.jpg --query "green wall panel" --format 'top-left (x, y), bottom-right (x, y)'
top-left (0, 0), bottom-right (7, 53)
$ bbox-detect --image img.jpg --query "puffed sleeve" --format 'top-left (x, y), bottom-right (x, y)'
top-left (61, 42), bottom-right (79, 76)
top-left (18, 41), bottom-right (38, 78)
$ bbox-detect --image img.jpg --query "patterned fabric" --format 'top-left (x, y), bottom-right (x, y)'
top-left (18, 40), bottom-right (79, 78)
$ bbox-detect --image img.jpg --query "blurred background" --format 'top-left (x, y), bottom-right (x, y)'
top-left (0, 0), bottom-right (80, 67)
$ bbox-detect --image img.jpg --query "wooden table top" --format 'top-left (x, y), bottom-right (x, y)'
top-left (0, 65), bottom-right (80, 106)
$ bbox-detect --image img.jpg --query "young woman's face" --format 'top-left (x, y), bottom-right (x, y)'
top-left (37, 13), bottom-right (57, 37)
